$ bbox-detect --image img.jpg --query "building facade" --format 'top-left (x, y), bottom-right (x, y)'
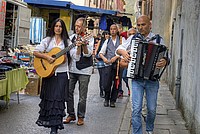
top-left (0, 0), bottom-right (31, 50)
top-left (84, 0), bottom-right (126, 12)
top-left (137, 0), bottom-right (153, 19)
top-left (0, 0), bottom-right (6, 49)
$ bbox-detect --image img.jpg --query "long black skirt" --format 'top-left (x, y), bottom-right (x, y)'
top-left (36, 72), bottom-right (69, 130)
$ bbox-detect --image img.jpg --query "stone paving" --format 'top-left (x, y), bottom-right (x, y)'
top-left (0, 69), bottom-right (191, 134)
top-left (0, 69), bottom-right (129, 134)
top-left (119, 82), bottom-right (191, 134)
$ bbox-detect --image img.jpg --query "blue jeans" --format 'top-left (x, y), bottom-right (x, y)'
top-left (131, 79), bottom-right (159, 134)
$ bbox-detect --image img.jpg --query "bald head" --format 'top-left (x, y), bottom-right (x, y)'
top-left (137, 15), bottom-right (151, 24)
top-left (136, 15), bottom-right (152, 37)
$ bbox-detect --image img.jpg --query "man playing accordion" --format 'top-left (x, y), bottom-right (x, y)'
top-left (116, 15), bottom-right (169, 134)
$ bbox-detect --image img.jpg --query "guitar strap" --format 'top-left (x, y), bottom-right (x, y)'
top-left (71, 35), bottom-right (76, 43)
top-left (43, 37), bottom-right (52, 53)
top-left (67, 35), bottom-right (76, 65)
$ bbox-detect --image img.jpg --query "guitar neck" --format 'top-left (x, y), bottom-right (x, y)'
top-left (54, 34), bottom-right (92, 59)
top-left (55, 43), bottom-right (76, 59)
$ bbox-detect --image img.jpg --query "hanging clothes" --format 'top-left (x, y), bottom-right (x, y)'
top-left (119, 16), bottom-right (132, 29)
top-left (106, 18), bottom-right (114, 31)
top-left (88, 19), bottom-right (94, 30)
top-left (99, 14), bottom-right (107, 30)
top-left (30, 17), bottom-right (46, 44)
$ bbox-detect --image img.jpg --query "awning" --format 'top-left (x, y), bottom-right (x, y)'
top-left (24, 0), bottom-right (117, 15)
top-left (68, 4), bottom-right (117, 15)
top-left (23, 0), bottom-right (71, 9)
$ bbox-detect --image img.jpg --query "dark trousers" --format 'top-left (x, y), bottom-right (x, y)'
top-left (102, 65), bottom-right (118, 102)
top-left (67, 73), bottom-right (90, 118)
top-left (118, 67), bottom-right (124, 93)
top-left (98, 67), bottom-right (105, 93)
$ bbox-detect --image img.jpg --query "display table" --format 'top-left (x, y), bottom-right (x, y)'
top-left (0, 68), bottom-right (29, 106)
top-left (0, 78), bottom-right (7, 98)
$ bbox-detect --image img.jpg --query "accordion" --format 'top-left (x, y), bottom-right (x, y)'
top-left (127, 39), bottom-right (167, 80)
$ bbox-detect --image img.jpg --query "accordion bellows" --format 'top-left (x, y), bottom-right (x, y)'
top-left (127, 40), bottom-right (167, 80)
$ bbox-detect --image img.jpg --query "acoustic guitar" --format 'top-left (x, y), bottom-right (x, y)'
top-left (34, 34), bottom-right (92, 78)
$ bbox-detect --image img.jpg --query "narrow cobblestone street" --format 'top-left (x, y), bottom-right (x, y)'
top-left (0, 69), bottom-right (190, 134)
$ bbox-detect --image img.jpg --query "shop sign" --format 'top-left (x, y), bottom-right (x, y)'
top-left (0, 0), bottom-right (6, 29)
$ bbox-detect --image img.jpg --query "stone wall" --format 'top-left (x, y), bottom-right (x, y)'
top-left (152, 0), bottom-right (200, 133)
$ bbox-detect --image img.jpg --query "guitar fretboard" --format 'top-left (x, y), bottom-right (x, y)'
top-left (53, 34), bottom-right (92, 59)
top-left (54, 43), bottom-right (76, 59)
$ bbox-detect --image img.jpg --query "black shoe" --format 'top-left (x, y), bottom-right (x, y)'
top-left (104, 101), bottom-right (109, 107)
top-left (100, 91), bottom-right (105, 98)
top-left (50, 127), bottom-right (58, 134)
top-left (110, 102), bottom-right (115, 108)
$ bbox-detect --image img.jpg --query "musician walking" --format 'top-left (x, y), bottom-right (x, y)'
top-left (34, 18), bottom-right (72, 134)
top-left (63, 17), bottom-right (94, 126)
top-left (116, 15), bottom-right (169, 134)
top-left (118, 27), bottom-right (137, 97)
top-left (99, 24), bottom-right (120, 107)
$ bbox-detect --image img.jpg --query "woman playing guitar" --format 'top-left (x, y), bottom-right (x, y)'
top-left (34, 18), bottom-right (71, 134)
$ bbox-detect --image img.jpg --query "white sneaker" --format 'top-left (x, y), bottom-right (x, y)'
top-left (146, 131), bottom-right (153, 134)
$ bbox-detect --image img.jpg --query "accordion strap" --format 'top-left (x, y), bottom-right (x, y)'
top-left (158, 64), bottom-right (167, 80)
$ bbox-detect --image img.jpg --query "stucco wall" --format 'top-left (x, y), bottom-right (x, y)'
top-left (180, 0), bottom-right (200, 133)
top-left (152, 0), bottom-right (172, 82)
top-left (152, 0), bottom-right (200, 133)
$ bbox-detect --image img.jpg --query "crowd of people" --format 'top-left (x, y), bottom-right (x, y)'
top-left (33, 15), bottom-right (169, 134)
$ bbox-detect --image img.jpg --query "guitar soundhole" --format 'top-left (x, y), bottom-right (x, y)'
top-left (52, 55), bottom-right (56, 58)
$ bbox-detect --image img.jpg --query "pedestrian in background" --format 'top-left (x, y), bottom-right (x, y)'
top-left (117, 25), bottom-right (136, 98)
top-left (120, 27), bottom-right (137, 97)
top-left (34, 18), bottom-right (71, 134)
top-left (99, 24), bottom-right (120, 107)
top-left (95, 31), bottom-right (110, 98)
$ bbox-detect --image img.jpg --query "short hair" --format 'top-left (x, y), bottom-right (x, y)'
top-left (76, 17), bottom-right (87, 27)
top-left (110, 24), bottom-right (118, 29)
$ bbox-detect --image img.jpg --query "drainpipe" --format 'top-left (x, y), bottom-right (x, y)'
top-left (175, 29), bottom-right (184, 108)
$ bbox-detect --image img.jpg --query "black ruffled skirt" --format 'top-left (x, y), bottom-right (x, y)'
top-left (36, 72), bottom-right (69, 130)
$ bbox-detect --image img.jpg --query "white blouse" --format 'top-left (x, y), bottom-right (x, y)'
top-left (34, 36), bottom-right (72, 74)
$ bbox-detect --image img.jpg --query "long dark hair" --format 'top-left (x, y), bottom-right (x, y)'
top-left (48, 18), bottom-right (69, 47)
top-left (100, 31), bottom-right (110, 46)
top-left (96, 31), bottom-right (110, 57)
